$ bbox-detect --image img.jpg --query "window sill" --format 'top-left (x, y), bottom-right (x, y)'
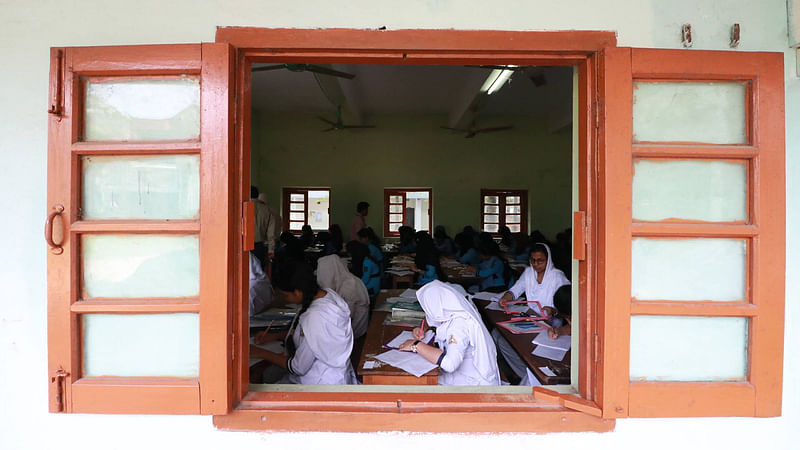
top-left (213, 391), bottom-right (615, 433)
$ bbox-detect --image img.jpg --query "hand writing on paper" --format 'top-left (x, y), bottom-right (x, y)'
top-left (542, 306), bottom-right (555, 319)
top-left (254, 329), bottom-right (284, 345)
top-left (498, 291), bottom-right (513, 307)
top-left (398, 339), bottom-right (417, 352)
top-left (547, 327), bottom-right (560, 340)
top-left (412, 325), bottom-right (426, 340)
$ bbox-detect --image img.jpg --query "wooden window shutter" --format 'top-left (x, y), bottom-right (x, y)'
top-left (597, 47), bottom-right (785, 418)
top-left (46, 43), bottom-right (235, 414)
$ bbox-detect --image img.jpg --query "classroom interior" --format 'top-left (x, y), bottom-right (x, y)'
top-left (248, 61), bottom-right (577, 390)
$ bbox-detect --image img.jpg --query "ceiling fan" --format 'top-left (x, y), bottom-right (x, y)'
top-left (440, 122), bottom-right (513, 138)
top-left (251, 63), bottom-right (356, 79)
top-left (318, 105), bottom-right (375, 132)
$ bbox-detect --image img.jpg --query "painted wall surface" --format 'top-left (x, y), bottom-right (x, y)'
top-left (251, 112), bottom-right (573, 239)
top-left (0, 0), bottom-right (796, 449)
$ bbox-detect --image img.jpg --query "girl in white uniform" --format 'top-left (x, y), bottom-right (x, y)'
top-left (253, 261), bottom-right (357, 385)
top-left (499, 242), bottom-right (570, 317)
top-left (398, 281), bottom-right (500, 386)
top-left (316, 254), bottom-right (370, 339)
top-left (494, 243), bottom-right (570, 383)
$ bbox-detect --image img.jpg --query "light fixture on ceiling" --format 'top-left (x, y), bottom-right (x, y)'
top-left (480, 66), bottom-right (516, 95)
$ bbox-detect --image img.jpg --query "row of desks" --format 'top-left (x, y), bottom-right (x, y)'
top-left (356, 289), bottom-right (570, 385)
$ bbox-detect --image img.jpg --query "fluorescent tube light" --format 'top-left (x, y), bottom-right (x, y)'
top-left (480, 66), bottom-right (516, 95)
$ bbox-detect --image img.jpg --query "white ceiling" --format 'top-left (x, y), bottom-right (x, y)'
top-left (250, 63), bottom-right (573, 124)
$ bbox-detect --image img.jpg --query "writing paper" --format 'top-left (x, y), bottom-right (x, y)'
top-left (374, 350), bottom-right (437, 377)
top-left (532, 332), bottom-right (572, 351)
top-left (472, 291), bottom-right (502, 301)
top-left (532, 345), bottom-right (568, 361)
top-left (399, 288), bottom-right (418, 299)
top-left (384, 330), bottom-right (435, 349)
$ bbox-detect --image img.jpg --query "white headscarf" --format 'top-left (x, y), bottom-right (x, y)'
top-left (298, 289), bottom-right (354, 368)
top-left (316, 254), bottom-right (370, 338)
top-left (416, 281), bottom-right (499, 384)
top-left (524, 243), bottom-right (570, 313)
top-left (249, 252), bottom-right (273, 316)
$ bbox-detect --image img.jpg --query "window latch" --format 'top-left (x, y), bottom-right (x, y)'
top-left (51, 368), bottom-right (70, 412)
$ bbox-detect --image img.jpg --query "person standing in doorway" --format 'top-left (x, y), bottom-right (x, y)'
top-left (349, 201), bottom-right (369, 241)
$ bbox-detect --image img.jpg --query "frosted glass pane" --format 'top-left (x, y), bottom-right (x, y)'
top-left (83, 234), bottom-right (199, 298)
top-left (289, 203), bottom-right (304, 211)
top-left (83, 313), bottom-right (199, 377)
top-left (290, 194), bottom-right (304, 202)
top-left (484, 205), bottom-right (499, 214)
top-left (506, 205), bottom-right (521, 214)
top-left (389, 205), bottom-right (403, 213)
top-left (82, 155), bottom-right (199, 220)
top-left (633, 82), bottom-right (746, 144)
top-left (389, 223), bottom-right (401, 232)
top-left (389, 195), bottom-right (403, 203)
top-left (506, 215), bottom-right (521, 224)
top-left (289, 212), bottom-right (305, 221)
top-left (389, 214), bottom-right (403, 222)
top-left (508, 224), bottom-right (521, 233)
top-left (630, 315), bottom-right (747, 381)
top-left (506, 196), bottom-right (521, 204)
top-left (289, 222), bottom-right (303, 230)
top-left (484, 224), bottom-right (499, 232)
top-left (484, 215), bottom-right (499, 223)
top-left (632, 238), bottom-right (745, 301)
top-left (484, 196), bottom-right (499, 204)
top-left (84, 78), bottom-right (199, 141)
top-left (633, 160), bottom-right (746, 222)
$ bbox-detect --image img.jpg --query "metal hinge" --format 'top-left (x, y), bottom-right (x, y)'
top-left (51, 368), bottom-right (70, 412)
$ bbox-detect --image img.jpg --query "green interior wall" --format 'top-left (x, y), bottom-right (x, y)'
top-left (251, 112), bottom-right (572, 240)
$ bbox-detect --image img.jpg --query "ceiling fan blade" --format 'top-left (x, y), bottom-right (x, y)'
top-left (306, 65), bottom-right (356, 79)
top-left (251, 65), bottom-right (287, 72)
top-left (340, 124), bottom-right (375, 129)
top-left (440, 126), bottom-right (464, 132)
top-left (317, 116), bottom-right (337, 126)
top-left (321, 127), bottom-right (337, 132)
top-left (475, 125), bottom-right (514, 134)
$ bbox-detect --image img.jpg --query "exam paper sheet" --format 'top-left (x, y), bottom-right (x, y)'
top-left (374, 350), bottom-right (438, 377)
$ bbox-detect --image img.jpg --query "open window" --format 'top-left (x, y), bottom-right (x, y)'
top-left (384, 188), bottom-right (432, 236)
top-left (282, 187), bottom-right (331, 233)
top-left (46, 29), bottom-right (785, 430)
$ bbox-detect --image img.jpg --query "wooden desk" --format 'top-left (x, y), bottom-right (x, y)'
top-left (441, 258), bottom-right (481, 288)
top-left (473, 299), bottom-right (570, 385)
top-left (357, 289), bottom-right (439, 385)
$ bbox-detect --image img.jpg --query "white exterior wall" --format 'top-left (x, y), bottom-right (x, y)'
top-left (0, 1), bottom-right (795, 448)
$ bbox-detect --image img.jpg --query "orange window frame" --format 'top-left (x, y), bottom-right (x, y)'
top-left (383, 188), bottom-right (433, 237)
top-left (480, 188), bottom-right (529, 235)
top-left (281, 187), bottom-right (331, 233)
top-left (218, 28), bottom-right (610, 432)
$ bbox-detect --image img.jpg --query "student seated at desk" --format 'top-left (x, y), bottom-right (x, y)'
top-left (498, 225), bottom-right (514, 253)
top-left (346, 240), bottom-right (380, 296)
top-left (326, 224), bottom-right (344, 255)
top-left (473, 240), bottom-right (506, 292)
top-left (499, 242), bottom-right (570, 317)
top-left (433, 225), bottom-right (455, 257)
top-left (548, 285), bottom-right (572, 339)
top-left (316, 254), bottom-right (369, 338)
top-left (249, 252), bottom-right (273, 317)
top-left (398, 281), bottom-right (500, 386)
top-left (411, 234), bottom-right (446, 286)
top-left (357, 227), bottom-right (383, 270)
top-left (251, 260), bottom-right (357, 385)
top-left (397, 225), bottom-right (417, 254)
top-left (299, 224), bottom-right (315, 249)
top-left (455, 232), bottom-right (480, 266)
